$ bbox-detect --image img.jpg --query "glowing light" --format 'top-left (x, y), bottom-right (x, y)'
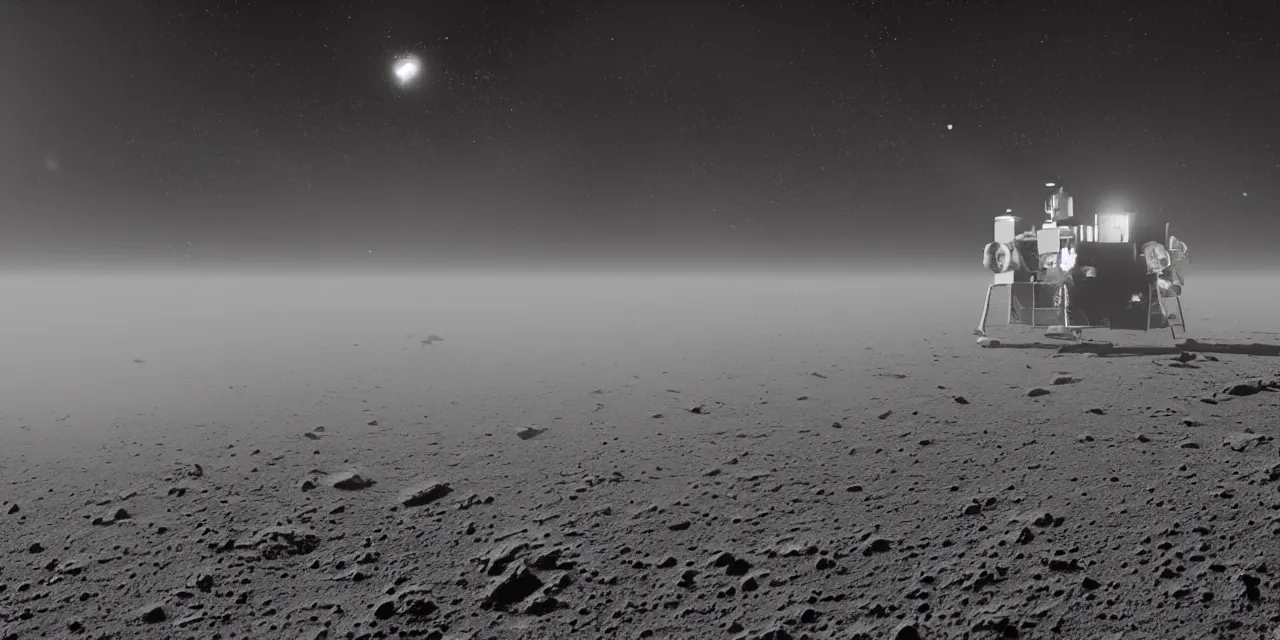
top-left (1096, 212), bottom-right (1130, 243)
top-left (392, 55), bottom-right (422, 86)
top-left (1059, 247), bottom-right (1077, 271)
top-left (1045, 182), bottom-right (1056, 188)
top-left (946, 124), bottom-right (953, 130)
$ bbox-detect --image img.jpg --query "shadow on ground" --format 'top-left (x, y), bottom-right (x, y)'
top-left (981, 338), bottom-right (1280, 357)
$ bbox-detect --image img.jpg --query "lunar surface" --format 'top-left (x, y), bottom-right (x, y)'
top-left (2, 270), bottom-right (1279, 640)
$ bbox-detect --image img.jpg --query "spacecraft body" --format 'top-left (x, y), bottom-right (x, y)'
top-left (976, 185), bottom-right (1188, 342)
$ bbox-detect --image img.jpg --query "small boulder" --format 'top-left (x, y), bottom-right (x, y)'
top-left (400, 481), bottom-right (453, 508)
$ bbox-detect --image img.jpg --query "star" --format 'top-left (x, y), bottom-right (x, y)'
top-left (392, 55), bottom-right (423, 87)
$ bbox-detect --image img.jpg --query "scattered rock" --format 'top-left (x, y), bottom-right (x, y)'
top-left (862, 538), bottom-right (891, 556)
top-left (138, 605), bottom-right (166, 624)
top-left (725, 557), bottom-right (752, 576)
top-left (1224, 432), bottom-right (1272, 452)
top-left (1221, 379), bottom-right (1279, 397)
top-left (1033, 512), bottom-right (1056, 527)
top-left (256, 527), bottom-right (320, 559)
top-left (516, 426), bottom-right (547, 440)
top-left (374, 599), bottom-right (398, 620)
top-left (481, 566), bottom-right (543, 611)
top-left (1027, 387), bottom-right (1050, 397)
top-left (91, 507), bottom-right (131, 526)
top-left (1240, 573), bottom-right (1262, 601)
top-left (1048, 558), bottom-right (1081, 572)
top-left (393, 586), bottom-right (440, 619)
top-left (400, 480), bottom-right (454, 507)
top-left (328, 471), bottom-right (376, 490)
top-left (893, 623), bottom-right (922, 640)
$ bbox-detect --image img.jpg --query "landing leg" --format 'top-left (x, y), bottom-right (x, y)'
top-left (975, 283), bottom-right (1004, 337)
top-left (1168, 295), bottom-right (1186, 339)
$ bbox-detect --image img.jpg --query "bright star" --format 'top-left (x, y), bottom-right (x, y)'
top-left (392, 55), bottom-right (422, 87)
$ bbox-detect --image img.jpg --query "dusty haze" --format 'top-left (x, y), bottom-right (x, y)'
top-left (0, 268), bottom-right (1267, 445)
top-left (0, 270), bottom-right (984, 430)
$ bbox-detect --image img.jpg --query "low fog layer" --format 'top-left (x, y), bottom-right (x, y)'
top-left (0, 271), bottom-right (946, 428)
top-left (0, 269), bottom-right (1264, 434)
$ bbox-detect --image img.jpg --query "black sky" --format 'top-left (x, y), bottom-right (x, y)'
top-left (2, 0), bottom-right (1277, 269)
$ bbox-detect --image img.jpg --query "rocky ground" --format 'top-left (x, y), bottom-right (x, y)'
top-left (3, 273), bottom-right (1280, 639)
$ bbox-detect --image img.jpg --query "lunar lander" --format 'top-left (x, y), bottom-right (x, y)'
top-left (975, 184), bottom-right (1189, 344)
